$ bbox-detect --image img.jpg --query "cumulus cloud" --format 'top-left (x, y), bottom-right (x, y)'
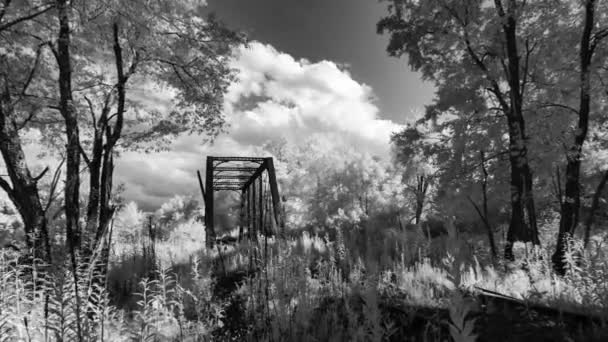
top-left (116, 42), bottom-right (403, 210)
top-left (225, 42), bottom-right (400, 148)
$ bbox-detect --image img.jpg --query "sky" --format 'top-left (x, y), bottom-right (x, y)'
top-left (114, 0), bottom-right (436, 211)
top-left (205, 0), bottom-right (435, 123)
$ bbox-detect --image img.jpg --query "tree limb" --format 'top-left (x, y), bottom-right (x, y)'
top-left (463, 33), bottom-right (510, 113)
top-left (78, 142), bottom-right (91, 166)
top-left (0, 3), bottom-right (53, 32)
top-left (110, 22), bottom-right (131, 145)
top-left (520, 38), bottom-right (537, 98)
top-left (583, 169), bottom-right (608, 248)
top-left (84, 96), bottom-right (98, 129)
top-left (536, 102), bottom-right (580, 116)
top-left (44, 157), bottom-right (64, 213)
top-left (590, 26), bottom-right (608, 54)
top-left (0, 176), bottom-right (13, 196)
top-left (552, 166), bottom-right (563, 207)
top-left (20, 43), bottom-right (45, 96)
top-left (15, 110), bottom-right (37, 130)
top-left (33, 166), bottom-right (49, 182)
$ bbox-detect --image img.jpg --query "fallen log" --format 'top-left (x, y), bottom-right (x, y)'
top-left (474, 286), bottom-right (605, 329)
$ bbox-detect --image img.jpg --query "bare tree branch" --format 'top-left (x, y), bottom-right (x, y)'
top-left (20, 43), bottom-right (44, 95)
top-left (536, 102), bottom-right (580, 116)
top-left (78, 142), bottom-right (91, 166)
top-left (84, 96), bottom-right (98, 128)
top-left (0, 3), bottom-right (53, 32)
top-left (44, 157), bottom-right (64, 213)
top-left (0, 176), bottom-right (13, 196)
top-left (33, 166), bottom-right (49, 182)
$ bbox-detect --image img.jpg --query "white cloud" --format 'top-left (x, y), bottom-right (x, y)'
top-left (116, 42), bottom-right (404, 210)
top-left (225, 42), bottom-right (400, 148)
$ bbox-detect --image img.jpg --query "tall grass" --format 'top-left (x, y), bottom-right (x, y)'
top-left (226, 225), bottom-right (608, 341)
top-left (0, 249), bottom-right (222, 341)
top-left (2, 217), bottom-right (608, 341)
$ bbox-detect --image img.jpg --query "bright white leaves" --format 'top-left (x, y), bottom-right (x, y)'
top-left (116, 42), bottom-right (405, 209)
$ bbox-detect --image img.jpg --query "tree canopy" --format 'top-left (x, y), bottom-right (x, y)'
top-left (0, 0), bottom-right (245, 264)
top-left (378, 0), bottom-right (608, 273)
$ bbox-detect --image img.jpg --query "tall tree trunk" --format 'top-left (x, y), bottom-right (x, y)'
top-left (583, 169), bottom-right (608, 248)
top-left (414, 174), bottom-right (428, 225)
top-left (83, 128), bottom-right (104, 252)
top-left (497, 0), bottom-right (539, 260)
top-left (83, 23), bottom-right (136, 318)
top-left (0, 101), bottom-right (49, 263)
top-left (504, 120), bottom-right (539, 259)
top-left (84, 23), bottom-right (129, 316)
top-left (0, 3), bottom-right (53, 264)
top-left (96, 147), bottom-right (115, 245)
top-left (468, 151), bottom-right (498, 261)
top-left (55, 2), bottom-right (83, 340)
top-left (85, 23), bottom-right (131, 254)
top-left (56, 0), bottom-right (81, 250)
top-left (0, 105), bottom-right (52, 326)
top-left (553, 0), bottom-right (596, 275)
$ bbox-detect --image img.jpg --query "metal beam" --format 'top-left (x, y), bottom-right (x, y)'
top-left (266, 158), bottom-right (283, 234)
top-left (252, 177), bottom-right (256, 237)
top-left (243, 161), bottom-right (268, 190)
top-left (213, 181), bottom-right (247, 187)
top-left (239, 190), bottom-right (245, 241)
top-left (214, 167), bottom-right (259, 173)
top-left (197, 170), bottom-right (206, 199)
top-left (205, 157), bottom-right (215, 248)
top-left (210, 156), bottom-right (266, 162)
top-left (215, 175), bottom-right (252, 180)
top-left (213, 188), bottom-right (244, 191)
top-left (213, 187), bottom-right (243, 191)
top-left (246, 186), bottom-right (251, 239)
top-left (258, 176), bottom-right (263, 235)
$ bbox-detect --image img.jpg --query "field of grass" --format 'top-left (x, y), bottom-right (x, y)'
top-left (1, 216), bottom-right (608, 341)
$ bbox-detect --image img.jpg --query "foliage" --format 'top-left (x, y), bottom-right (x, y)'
top-left (0, 0), bottom-right (246, 269)
top-left (378, 0), bottom-right (608, 264)
top-left (263, 137), bottom-right (408, 234)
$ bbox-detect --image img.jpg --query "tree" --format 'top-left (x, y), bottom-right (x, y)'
top-left (390, 125), bottom-right (435, 225)
top-left (583, 169), bottom-right (608, 247)
top-left (467, 150), bottom-right (498, 261)
top-left (262, 136), bottom-right (407, 232)
top-left (377, 0), bottom-right (576, 259)
top-left (551, 0), bottom-right (608, 275)
top-left (0, 0), bottom-right (55, 263)
top-left (391, 111), bottom-right (508, 254)
top-left (0, 0), bottom-right (244, 264)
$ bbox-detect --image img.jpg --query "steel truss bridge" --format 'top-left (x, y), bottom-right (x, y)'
top-left (197, 156), bottom-right (284, 248)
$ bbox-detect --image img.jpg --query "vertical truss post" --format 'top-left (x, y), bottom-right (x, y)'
top-left (266, 158), bottom-right (283, 235)
top-left (204, 157), bottom-right (216, 248)
top-left (246, 186), bottom-right (251, 240)
top-left (258, 176), bottom-right (264, 235)
top-left (252, 178), bottom-right (257, 238)
top-left (239, 190), bottom-right (245, 242)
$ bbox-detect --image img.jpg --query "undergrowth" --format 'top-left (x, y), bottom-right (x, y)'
top-left (0, 250), bottom-right (221, 342)
top-left (1, 224), bottom-right (608, 341)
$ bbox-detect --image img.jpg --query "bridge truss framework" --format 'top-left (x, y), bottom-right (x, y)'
top-left (197, 156), bottom-right (284, 248)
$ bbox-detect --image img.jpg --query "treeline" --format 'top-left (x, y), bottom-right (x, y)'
top-left (0, 1), bottom-right (243, 267)
top-left (377, 0), bottom-right (608, 274)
